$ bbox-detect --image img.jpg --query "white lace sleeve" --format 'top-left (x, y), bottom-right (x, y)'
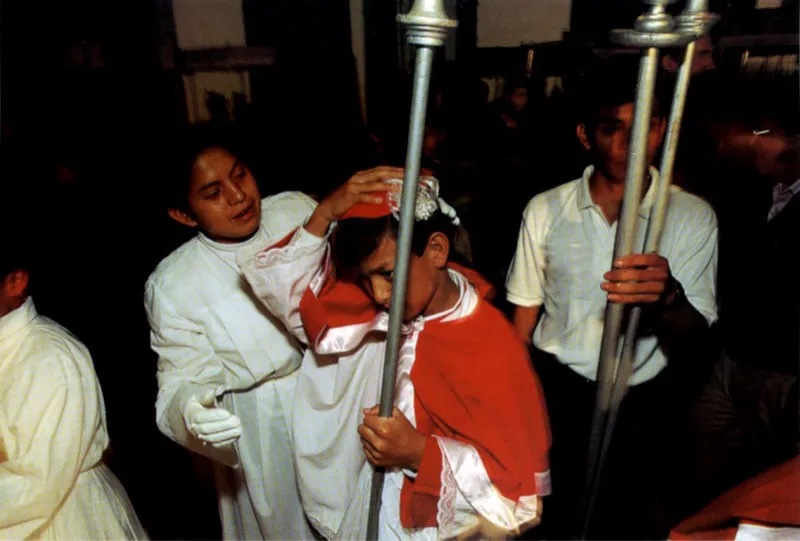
top-left (238, 227), bottom-right (329, 345)
top-left (434, 436), bottom-right (543, 540)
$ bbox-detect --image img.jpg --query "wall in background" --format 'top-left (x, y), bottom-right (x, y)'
top-left (477, 0), bottom-right (571, 47)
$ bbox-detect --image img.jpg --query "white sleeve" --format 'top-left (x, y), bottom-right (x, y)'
top-left (434, 437), bottom-right (542, 540)
top-left (0, 353), bottom-right (96, 538)
top-left (146, 282), bottom-right (239, 467)
top-left (669, 203), bottom-right (719, 324)
top-left (506, 203), bottom-right (546, 307)
top-left (238, 226), bottom-right (329, 345)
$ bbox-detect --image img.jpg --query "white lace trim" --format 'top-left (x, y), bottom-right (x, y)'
top-left (434, 436), bottom-right (543, 539)
top-left (436, 437), bottom-right (464, 540)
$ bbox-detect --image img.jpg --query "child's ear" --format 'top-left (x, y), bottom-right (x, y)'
top-left (577, 123), bottom-right (592, 151)
top-left (425, 232), bottom-right (450, 269)
top-left (168, 208), bottom-right (199, 228)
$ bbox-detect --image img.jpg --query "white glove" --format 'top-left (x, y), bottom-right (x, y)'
top-left (183, 390), bottom-right (243, 447)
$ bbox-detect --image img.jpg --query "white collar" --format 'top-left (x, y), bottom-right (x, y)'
top-left (429, 269), bottom-right (478, 323)
top-left (198, 226), bottom-right (265, 254)
top-left (577, 165), bottom-right (661, 220)
top-left (0, 297), bottom-right (37, 341)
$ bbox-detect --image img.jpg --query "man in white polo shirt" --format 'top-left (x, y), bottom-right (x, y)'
top-left (506, 56), bottom-right (718, 540)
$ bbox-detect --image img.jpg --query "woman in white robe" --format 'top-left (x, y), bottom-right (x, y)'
top-left (0, 296), bottom-right (146, 540)
top-left (145, 128), bottom-right (316, 539)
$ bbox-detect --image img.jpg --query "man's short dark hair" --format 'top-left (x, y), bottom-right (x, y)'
top-left (577, 54), bottom-right (664, 127)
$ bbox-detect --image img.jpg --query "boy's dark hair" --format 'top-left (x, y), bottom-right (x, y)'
top-left (160, 123), bottom-right (248, 212)
top-left (577, 54), bottom-right (664, 128)
top-left (331, 210), bottom-right (458, 279)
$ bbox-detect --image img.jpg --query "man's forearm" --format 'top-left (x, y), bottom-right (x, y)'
top-left (513, 305), bottom-right (541, 345)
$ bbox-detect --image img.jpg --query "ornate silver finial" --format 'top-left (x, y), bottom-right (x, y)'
top-left (611, 0), bottom-right (699, 48)
top-left (397, 0), bottom-right (458, 47)
top-left (674, 0), bottom-right (719, 38)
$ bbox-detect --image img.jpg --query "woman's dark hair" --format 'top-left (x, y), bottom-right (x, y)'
top-left (331, 210), bottom-right (460, 279)
top-left (160, 123), bottom-right (248, 212)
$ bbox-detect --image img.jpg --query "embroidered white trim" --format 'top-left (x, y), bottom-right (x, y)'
top-left (435, 436), bottom-right (542, 538)
top-left (308, 247), bottom-right (331, 295)
top-left (312, 270), bottom-right (473, 357)
top-left (437, 441), bottom-right (462, 540)
top-left (535, 471), bottom-right (552, 497)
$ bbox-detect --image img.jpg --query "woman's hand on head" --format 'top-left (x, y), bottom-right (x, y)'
top-left (305, 167), bottom-right (403, 237)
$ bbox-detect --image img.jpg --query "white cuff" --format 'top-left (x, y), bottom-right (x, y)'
top-left (296, 222), bottom-right (330, 247)
top-left (505, 291), bottom-right (544, 308)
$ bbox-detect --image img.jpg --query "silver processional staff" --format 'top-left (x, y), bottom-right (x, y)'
top-left (366, 2), bottom-right (457, 539)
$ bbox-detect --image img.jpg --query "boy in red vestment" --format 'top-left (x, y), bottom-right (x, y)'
top-left (239, 167), bottom-right (551, 539)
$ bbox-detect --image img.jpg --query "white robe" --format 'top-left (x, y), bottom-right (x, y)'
top-left (145, 191), bottom-right (316, 540)
top-left (0, 297), bottom-right (146, 540)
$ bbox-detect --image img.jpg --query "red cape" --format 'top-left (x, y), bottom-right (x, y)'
top-left (671, 457), bottom-right (800, 540)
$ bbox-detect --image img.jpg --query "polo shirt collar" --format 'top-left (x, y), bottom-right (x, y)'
top-left (577, 165), bottom-right (661, 219)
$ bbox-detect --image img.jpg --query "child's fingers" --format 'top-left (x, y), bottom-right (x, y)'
top-left (358, 423), bottom-right (380, 446)
top-left (363, 405), bottom-right (380, 415)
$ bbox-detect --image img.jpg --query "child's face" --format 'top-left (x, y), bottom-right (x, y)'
top-left (183, 147), bottom-right (262, 242)
top-left (580, 103), bottom-right (666, 184)
top-left (357, 232), bottom-right (445, 322)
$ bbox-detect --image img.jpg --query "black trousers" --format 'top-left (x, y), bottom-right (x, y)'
top-left (529, 349), bottom-right (674, 540)
top-left (669, 352), bottom-right (800, 524)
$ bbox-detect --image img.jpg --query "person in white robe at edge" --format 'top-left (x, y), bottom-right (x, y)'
top-left (144, 125), bottom-right (316, 540)
top-left (0, 235), bottom-right (147, 540)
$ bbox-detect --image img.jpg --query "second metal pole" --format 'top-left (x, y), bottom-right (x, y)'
top-left (587, 39), bottom-right (698, 531)
top-left (581, 46), bottom-right (661, 537)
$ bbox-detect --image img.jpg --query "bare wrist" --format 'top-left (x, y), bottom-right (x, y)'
top-left (305, 207), bottom-right (333, 238)
top-left (658, 277), bottom-right (685, 312)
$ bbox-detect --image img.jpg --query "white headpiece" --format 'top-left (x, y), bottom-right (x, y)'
top-left (386, 176), bottom-right (460, 226)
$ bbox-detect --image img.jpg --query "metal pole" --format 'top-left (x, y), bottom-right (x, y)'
top-left (366, 2), bottom-right (456, 538)
top-left (581, 0), bottom-right (717, 535)
top-left (606, 40), bottom-right (699, 416)
top-left (582, 46), bottom-right (661, 536)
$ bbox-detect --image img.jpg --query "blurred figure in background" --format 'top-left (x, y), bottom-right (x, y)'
top-left (671, 73), bottom-right (800, 526)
